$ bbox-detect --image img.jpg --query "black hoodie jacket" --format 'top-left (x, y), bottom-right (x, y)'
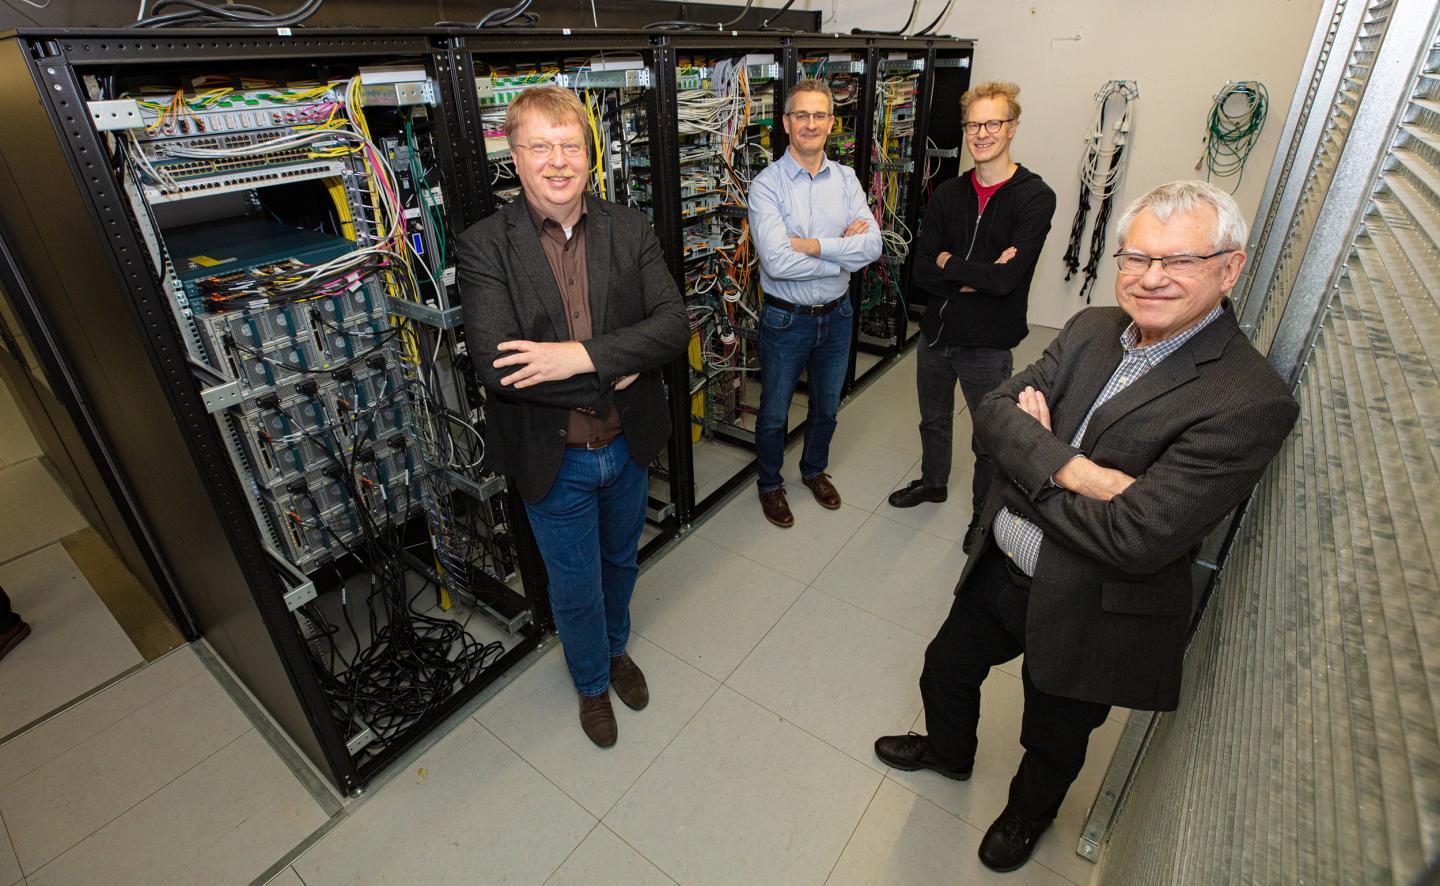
top-left (911, 164), bottom-right (1056, 350)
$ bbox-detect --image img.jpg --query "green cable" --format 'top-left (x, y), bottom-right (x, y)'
top-left (1198, 80), bottom-right (1269, 192)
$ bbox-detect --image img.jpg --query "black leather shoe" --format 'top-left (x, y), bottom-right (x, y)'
top-left (873, 733), bottom-right (972, 780)
top-left (961, 516), bottom-right (984, 555)
top-left (888, 479), bottom-right (947, 509)
top-left (978, 806), bottom-right (1051, 872)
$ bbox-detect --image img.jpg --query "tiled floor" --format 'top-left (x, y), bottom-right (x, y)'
top-left (0, 383), bottom-right (149, 738)
top-left (3, 327), bottom-right (1130, 885)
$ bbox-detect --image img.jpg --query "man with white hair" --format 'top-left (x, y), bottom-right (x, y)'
top-left (875, 181), bottom-right (1299, 872)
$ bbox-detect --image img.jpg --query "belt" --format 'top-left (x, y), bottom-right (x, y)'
top-left (763, 294), bottom-right (847, 316)
top-left (566, 437), bottom-right (616, 450)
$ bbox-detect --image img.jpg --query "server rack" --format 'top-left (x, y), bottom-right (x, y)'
top-left (0, 25), bottom-right (972, 792)
top-left (0, 28), bottom-right (547, 794)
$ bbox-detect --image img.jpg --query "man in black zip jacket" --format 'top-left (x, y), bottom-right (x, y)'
top-left (888, 81), bottom-right (1056, 553)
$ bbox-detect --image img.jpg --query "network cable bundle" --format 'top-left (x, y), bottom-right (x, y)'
top-left (1197, 80), bottom-right (1269, 190)
top-left (87, 65), bottom-right (517, 760)
top-left (672, 55), bottom-right (780, 446)
top-left (1063, 79), bottom-right (1139, 303)
top-left (859, 63), bottom-right (921, 345)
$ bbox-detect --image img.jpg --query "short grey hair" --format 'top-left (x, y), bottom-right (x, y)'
top-left (785, 78), bottom-right (834, 114)
top-left (1116, 180), bottom-right (1248, 252)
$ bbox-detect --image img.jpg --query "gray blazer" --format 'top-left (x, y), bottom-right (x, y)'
top-left (967, 304), bottom-right (1298, 711)
top-left (458, 195), bottom-right (688, 503)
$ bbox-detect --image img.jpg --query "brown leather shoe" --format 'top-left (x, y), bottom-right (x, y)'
top-left (610, 653), bottom-right (649, 710)
top-left (759, 488), bottom-right (794, 528)
top-left (802, 472), bottom-right (842, 509)
top-left (578, 689), bottom-right (617, 747)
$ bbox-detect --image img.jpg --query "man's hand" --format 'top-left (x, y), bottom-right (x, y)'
top-left (493, 340), bottom-right (596, 388)
top-left (937, 250), bottom-right (952, 269)
top-left (996, 246), bottom-right (1017, 264)
top-left (614, 373), bottom-right (639, 391)
top-left (1054, 457), bottom-right (1136, 502)
top-left (842, 218), bottom-right (870, 237)
top-left (789, 237), bottom-right (821, 257)
top-left (1016, 386), bottom-right (1051, 431)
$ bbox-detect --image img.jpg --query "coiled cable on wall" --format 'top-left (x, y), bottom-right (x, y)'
top-left (1197, 80), bottom-right (1268, 191)
top-left (1062, 79), bottom-right (1138, 303)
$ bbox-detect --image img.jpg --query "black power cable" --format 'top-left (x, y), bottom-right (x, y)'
top-left (913, 0), bottom-right (956, 36)
top-left (646, 0), bottom-right (756, 31)
top-left (436, 0), bottom-right (538, 29)
top-left (130, 0), bottom-right (324, 29)
top-left (759, 0), bottom-right (800, 31)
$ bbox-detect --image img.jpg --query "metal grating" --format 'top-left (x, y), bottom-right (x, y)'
top-left (1095, 3), bottom-right (1440, 882)
top-left (1250, 0), bottom-right (1396, 352)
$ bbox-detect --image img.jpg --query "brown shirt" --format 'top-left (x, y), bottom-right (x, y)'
top-left (526, 199), bottom-right (624, 447)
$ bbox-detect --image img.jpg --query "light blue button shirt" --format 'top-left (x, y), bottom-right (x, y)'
top-left (747, 150), bottom-right (882, 306)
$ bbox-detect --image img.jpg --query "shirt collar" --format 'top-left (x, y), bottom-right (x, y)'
top-left (1120, 302), bottom-right (1224, 362)
top-left (779, 149), bottom-right (834, 181)
top-left (523, 195), bottom-right (587, 235)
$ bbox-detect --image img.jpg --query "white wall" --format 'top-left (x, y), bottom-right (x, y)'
top-left (813, 0), bottom-right (1326, 329)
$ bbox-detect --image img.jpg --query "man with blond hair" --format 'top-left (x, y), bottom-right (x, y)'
top-left (459, 86), bottom-right (688, 748)
top-left (748, 78), bottom-right (881, 528)
top-left (876, 181), bottom-right (1298, 872)
top-left (890, 81), bottom-right (1056, 557)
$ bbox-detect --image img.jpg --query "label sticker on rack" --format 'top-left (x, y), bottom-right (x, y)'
top-left (562, 28), bottom-right (571, 35)
top-left (276, 27), bottom-right (292, 35)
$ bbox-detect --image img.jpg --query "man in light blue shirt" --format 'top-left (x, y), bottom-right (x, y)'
top-left (747, 79), bottom-right (882, 528)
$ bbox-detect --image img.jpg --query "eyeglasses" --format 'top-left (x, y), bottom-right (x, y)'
top-left (513, 141), bottom-right (587, 159)
top-left (1113, 250), bottom-right (1235, 277)
top-left (786, 111), bottom-right (833, 125)
top-left (962, 118), bottom-right (1014, 135)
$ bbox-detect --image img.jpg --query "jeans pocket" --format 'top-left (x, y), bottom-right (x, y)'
top-left (761, 306), bottom-right (794, 331)
top-left (836, 297), bottom-right (854, 319)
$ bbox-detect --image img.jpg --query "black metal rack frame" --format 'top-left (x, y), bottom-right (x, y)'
top-left (0, 25), bottom-right (971, 793)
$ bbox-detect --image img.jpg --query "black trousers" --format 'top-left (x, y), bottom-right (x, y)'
top-left (915, 341), bottom-right (1013, 511)
top-left (919, 542), bottom-right (1111, 822)
top-left (0, 584), bottom-right (16, 632)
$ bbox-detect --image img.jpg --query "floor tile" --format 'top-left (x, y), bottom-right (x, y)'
top-left (630, 535), bottom-right (806, 681)
top-left (546, 825), bottom-right (674, 886)
top-left (263, 868), bottom-right (305, 886)
top-left (727, 589), bottom-right (926, 773)
top-left (784, 433), bottom-right (919, 514)
top-left (0, 812), bottom-right (18, 886)
top-left (0, 461), bottom-right (87, 565)
top-left (814, 512), bottom-right (969, 639)
top-left (833, 391), bottom-right (924, 456)
top-left (690, 437), bottom-right (756, 506)
top-left (0, 646), bottom-right (201, 791)
top-left (477, 636), bottom-right (718, 817)
top-left (0, 383), bottom-right (41, 468)
top-left (886, 669), bottom-right (1121, 885)
top-left (879, 417), bottom-right (977, 544)
top-left (695, 488), bottom-right (868, 585)
top-left (606, 687), bottom-right (881, 886)
top-left (0, 544), bottom-right (144, 737)
top-left (27, 730), bottom-right (326, 886)
top-left (827, 779), bottom-right (1072, 886)
top-left (295, 720), bottom-right (595, 885)
top-left (0, 662), bottom-right (250, 874)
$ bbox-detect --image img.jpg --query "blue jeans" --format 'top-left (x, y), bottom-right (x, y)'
top-left (524, 435), bottom-right (648, 696)
top-left (755, 297), bottom-right (854, 493)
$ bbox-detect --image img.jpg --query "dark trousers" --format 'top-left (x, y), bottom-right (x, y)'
top-left (916, 340), bottom-right (1013, 511)
top-left (0, 585), bottom-right (16, 632)
top-left (919, 543), bottom-right (1111, 822)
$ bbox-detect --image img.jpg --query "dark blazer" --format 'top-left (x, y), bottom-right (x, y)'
top-left (967, 303), bottom-right (1298, 711)
top-left (458, 194), bottom-right (689, 503)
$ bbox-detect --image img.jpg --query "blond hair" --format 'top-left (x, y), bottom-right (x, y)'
top-left (960, 81), bottom-right (1021, 120)
top-left (785, 78), bottom-right (834, 114)
top-left (505, 85), bottom-right (588, 149)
